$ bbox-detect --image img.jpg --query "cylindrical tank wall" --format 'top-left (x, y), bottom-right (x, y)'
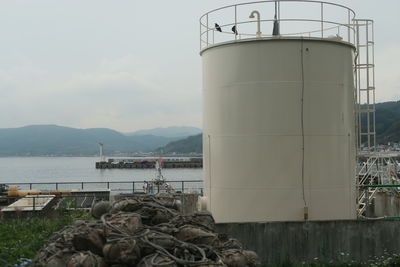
top-left (201, 39), bottom-right (356, 223)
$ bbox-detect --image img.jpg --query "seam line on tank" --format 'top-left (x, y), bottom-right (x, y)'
top-left (300, 38), bottom-right (307, 208)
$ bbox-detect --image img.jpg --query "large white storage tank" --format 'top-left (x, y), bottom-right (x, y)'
top-left (200, 1), bottom-right (357, 223)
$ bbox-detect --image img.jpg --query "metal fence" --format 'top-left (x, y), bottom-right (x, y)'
top-left (3, 180), bottom-right (204, 195)
top-left (1, 194), bottom-right (110, 212)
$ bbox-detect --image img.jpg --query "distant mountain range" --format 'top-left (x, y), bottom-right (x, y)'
top-left (126, 126), bottom-right (201, 138)
top-left (0, 101), bottom-right (398, 156)
top-left (0, 125), bottom-right (200, 156)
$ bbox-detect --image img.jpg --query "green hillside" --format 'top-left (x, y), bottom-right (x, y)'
top-left (375, 101), bottom-right (400, 143)
top-left (159, 134), bottom-right (202, 154)
top-left (159, 101), bottom-right (400, 153)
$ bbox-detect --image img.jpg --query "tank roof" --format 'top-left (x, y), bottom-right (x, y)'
top-left (200, 36), bottom-right (356, 55)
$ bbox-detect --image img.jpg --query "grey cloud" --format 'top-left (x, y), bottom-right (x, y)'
top-left (0, 0), bottom-right (398, 131)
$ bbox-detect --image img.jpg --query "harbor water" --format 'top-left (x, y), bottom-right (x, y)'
top-left (0, 157), bottom-right (203, 193)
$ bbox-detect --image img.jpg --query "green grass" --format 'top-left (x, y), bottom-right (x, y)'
top-left (265, 255), bottom-right (400, 267)
top-left (0, 210), bottom-right (91, 266)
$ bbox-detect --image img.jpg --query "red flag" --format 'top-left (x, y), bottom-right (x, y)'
top-left (159, 149), bottom-right (164, 165)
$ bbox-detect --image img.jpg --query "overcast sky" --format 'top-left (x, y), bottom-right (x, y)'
top-left (0, 0), bottom-right (398, 132)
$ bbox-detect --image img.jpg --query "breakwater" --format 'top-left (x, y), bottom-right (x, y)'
top-left (95, 158), bottom-right (202, 169)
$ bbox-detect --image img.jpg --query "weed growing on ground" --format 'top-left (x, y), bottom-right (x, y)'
top-left (0, 210), bottom-right (91, 266)
top-left (267, 254), bottom-right (400, 267)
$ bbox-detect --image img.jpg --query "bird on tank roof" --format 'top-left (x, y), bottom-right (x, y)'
top-left (232, 25), bottom-right (238, 35)
top-left (215, 23), bottom-right (222, 32)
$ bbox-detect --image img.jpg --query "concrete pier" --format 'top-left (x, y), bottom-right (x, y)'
top-left (95, 158), bottom-right (202, 169)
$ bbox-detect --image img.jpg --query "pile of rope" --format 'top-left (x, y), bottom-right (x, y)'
top-left (32, 195), bottom-right (260, 266)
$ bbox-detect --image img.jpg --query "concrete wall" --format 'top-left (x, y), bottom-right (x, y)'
top-left (216, 220), bottom-right (400, 264)
top-left (367, 192), bottom-right (400, 217)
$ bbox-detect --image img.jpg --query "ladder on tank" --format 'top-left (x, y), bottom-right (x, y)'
top-left (354, 19), bottom-right (377, 216)
top-left (354, 19), bottom-right (376, 152)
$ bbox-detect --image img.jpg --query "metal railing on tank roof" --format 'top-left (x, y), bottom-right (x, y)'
top-left (199, 0), bottom-right (356, 51)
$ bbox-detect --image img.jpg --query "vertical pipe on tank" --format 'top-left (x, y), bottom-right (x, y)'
top-left (249, 11), bottom-right (261, 37)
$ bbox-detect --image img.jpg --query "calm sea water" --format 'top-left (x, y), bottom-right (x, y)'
top-left (0, 157), bottom-right (203, 192)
